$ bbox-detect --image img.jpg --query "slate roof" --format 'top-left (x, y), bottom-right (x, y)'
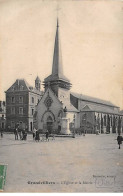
top-left (44, 74), bottom-right (70, 83)
top-left (6, 79), bottom-right (43, 95)
top-left (81, 104), bottom-right (120, 115)
top-left (71, 92), bottom-right (118, 108)
top-left (62, 98), bottom-right (79, 113)
top-left (35, 76), bottom-right (41, 82)
top-left (44, 19), bottom-right (70, 84)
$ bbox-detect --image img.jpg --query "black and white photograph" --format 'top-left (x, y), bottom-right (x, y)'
top-left (0, 0), bottom-right (123, 193)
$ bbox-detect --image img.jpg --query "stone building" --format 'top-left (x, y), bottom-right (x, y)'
top-left (34, 19), bottom-right (123, 134)
top-left (5, 77), bottom-right (43, 132)
top-left (71, 93), bottom-right (122, 134)
top-left (0, 101), bottom-right (6, 131)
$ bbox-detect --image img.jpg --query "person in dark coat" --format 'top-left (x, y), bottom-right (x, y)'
top-left (117, 134), bottom-right (122, 149)
top-left (46, 130), bottom-right (49, 142)
top-left (35, 130), bottom-right (40, 142)
top-left (22, 129), bottom-right (27, 140)
top-left (19, 130), bottom-right (22, 140)
top-left (33, 127), bottom-right (37, 140)
top-left (1, 130), bottom-right (3, 138)
top-left (14, 128), bottom-right (18, 140)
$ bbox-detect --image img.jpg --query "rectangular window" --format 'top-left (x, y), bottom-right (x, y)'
top-left (11, 97), bottom-right (15, 103)
top-left (2, 122), bottom-right (4, 129)
top-left (32, 109), bottom-right (34, 115)
top-left (11, 121), bottom-right (15, 129)
top-left (19, 96), bottom-right (23, 103)
top-left (11, 107), bottom-right (15, 114)
top-left (19, 107), bottom-right (23, 115)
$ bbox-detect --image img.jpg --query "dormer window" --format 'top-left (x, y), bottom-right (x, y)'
top-left (12, 86), bottom-right (15, 91)
top-left (20, 85), bottom-right (24, 90)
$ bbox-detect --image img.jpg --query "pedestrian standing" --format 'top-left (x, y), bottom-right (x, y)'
top-left (22, 129), bottom-right (27, 140)
top-left (117, 134), bottom-right (122, 149)
top-left (14, 128), bottom-right (18, 140)
top-left (1, 130), bottom-right (3, 138)
top-left (33, 127), bottom-right (37, 140)
top-left (19, 130), bottom-right (22, 140)
top-left (35, 130), bottom-right (40, 142)
top-left (46, 130), bottom-right (49, 142)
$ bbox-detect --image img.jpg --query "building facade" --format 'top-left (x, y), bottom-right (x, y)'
top-left (34, 19), bottom-right (123, 135)
top-left (71, 93), bottom-right (123, 134)
top-left (5, 77), bottom-right (43, 132)
top-left (0, 101), bottom-right (6, 131)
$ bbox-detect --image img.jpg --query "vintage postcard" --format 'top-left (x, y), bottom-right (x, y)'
top-left (0, 0), bottom-right (123, 193)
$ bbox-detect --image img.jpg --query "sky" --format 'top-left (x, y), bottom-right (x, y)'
top-left (0, 0), bottom-right (123, 108)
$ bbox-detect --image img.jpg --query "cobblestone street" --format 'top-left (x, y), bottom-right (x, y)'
top-left (0, 133), bottom-right (123, 192)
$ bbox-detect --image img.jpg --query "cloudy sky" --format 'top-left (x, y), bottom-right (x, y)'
top-left (0, 0), bottom-right (123, 108)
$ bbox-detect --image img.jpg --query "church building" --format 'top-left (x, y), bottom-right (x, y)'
top-left (34, 19), bottom-right (123, 135)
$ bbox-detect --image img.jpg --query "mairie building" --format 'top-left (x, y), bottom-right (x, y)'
top-left (5, 77), bottom-right (43, 132)
top-left (0, 101), bottom-right (6, 131)
top-left (34, 20), bottom-right (123, 135)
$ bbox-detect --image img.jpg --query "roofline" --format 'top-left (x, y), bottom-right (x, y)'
top-left (80, 110), bottom-right (122, 115)
top-left (38, 87), bottom-right (63, 106)
top-left (80, 98), bottom-right (119, 108)
top-left (5, 90), bottom-right (43, 95)
top-left (71, 92), bottom-right (119, 108)
top-left (67, 110), bottom-right (79, 113)
top-left (43, 79), bottom-right (72, 85)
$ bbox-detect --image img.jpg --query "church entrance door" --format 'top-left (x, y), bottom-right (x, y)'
top-left (46, 116), bottom-right (53, 134)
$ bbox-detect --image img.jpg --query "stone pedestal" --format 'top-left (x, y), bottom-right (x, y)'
top-left (103, 127), bottom-right (106, 133)
top-left (60, 113), bottom-right (71, 134)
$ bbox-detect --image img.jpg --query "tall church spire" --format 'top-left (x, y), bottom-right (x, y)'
top-left (52, 18), bottom-right (63, 77)
top-left (44, 19), bottom-right (72, 95)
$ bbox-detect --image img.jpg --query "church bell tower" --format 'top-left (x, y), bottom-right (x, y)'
top-left (43, 19), bottom-right (72, 99)
top-left (35, 76), bottom-right (41, 91)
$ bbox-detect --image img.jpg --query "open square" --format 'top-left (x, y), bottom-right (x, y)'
top-left (0, 133), bottom-right (123, 192)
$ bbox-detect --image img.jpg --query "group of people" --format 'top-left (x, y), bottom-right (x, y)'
top-left (13, 125), bottom-right (53, 142)
top-left (1, 125), bottom-right (123, 149)
top-left (33, 128), bottom-right (50, 142)
top-left (14, 127), bottom-right (27, 140)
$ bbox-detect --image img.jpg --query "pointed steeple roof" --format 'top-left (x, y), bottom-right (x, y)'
top-left (35, 76), bottom-right (41, 82)
top-left (44, 19), bottom-right (70, 83)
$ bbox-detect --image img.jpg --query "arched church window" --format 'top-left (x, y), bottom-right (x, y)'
top-left (94, 115), bottom-right (96, 122)
top-left (47, 116), bottom-right (53, 122)
top-left (32, 97), bottom-right (34, 103)
top-left (110, 116), bottom-right (112, 126)
top-left (82, 113), bottom-right (87, 124)
top-left (104, 115), bottom-right (106, 126)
